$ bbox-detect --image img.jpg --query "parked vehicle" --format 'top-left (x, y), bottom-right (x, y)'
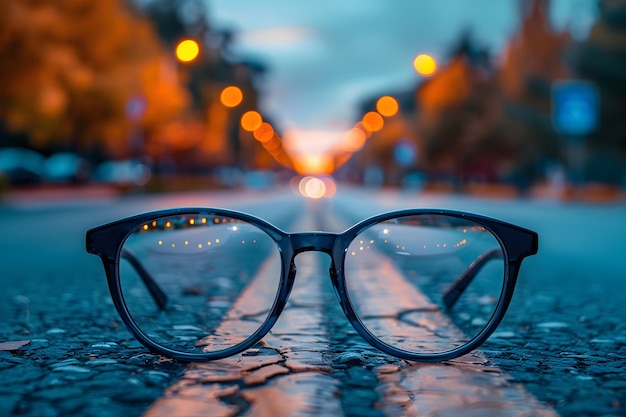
top-left (0, 147), bottom-right (45, 185)
top-left (43, 152), bottom-right (91, 183)
top-left (96, 160), bottom-right (151, 187)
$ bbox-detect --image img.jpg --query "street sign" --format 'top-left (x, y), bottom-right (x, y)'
top-left (551, 80), bottom-right (599, 136)
top-left (393, 139), bottom-right (417, 167)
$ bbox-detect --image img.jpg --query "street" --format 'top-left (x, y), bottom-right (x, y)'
top-left (0, 186), bottom-right (625, 416)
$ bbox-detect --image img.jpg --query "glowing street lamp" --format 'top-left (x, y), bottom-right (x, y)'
top-left (175, 39), bottom-right (200, 63)
top-left (253, 122), bottom-right (274, 142)
top-left (376, 96), bottom-right (399, 117)
top-left (220, 86), bottom-right (243, 108)
top-left (413, 54), bottom-right (437, 76)
top-left (241, 110), bottom-right (263, 131)
top-left (362, 111), bottom-right (384, 132)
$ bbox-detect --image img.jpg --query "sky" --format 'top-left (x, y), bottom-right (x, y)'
top-left (206, 0), bottom-right (597, 157)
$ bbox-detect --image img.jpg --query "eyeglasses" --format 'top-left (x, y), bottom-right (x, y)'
top-left (86, 208), bottom-right (537, 362)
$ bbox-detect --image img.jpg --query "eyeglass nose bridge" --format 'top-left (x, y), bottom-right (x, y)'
top-left (289, 232), bottom-right (338, 255)
top-left (284, 232), bottom-right (348, 315)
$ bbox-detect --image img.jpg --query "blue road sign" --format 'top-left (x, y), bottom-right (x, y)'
top-left (551, 81), bottom-right (599, 136)
top-left (393, 139), bottom-right (417, 167)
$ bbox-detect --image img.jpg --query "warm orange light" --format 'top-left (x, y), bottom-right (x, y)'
top-left (262, 136), bottom-right (281, 151)
top-left (362, 111), bottom-right (384, 132)
top-left (220, 86), bottom-right (243, 108)
top-left (342, 127), bottom-right (367, 152)
top-left (299, 177), bottom-right (326, 199)
top-left (241, 111), bottom-right (262, 131)
top-left (376, 96), bottom-right (399, 117)
top-left (354, 122), bottom-right (372, 139)
top-left (296, 176), bottom-right (337, 199)
top-left (293, 154), bottom-right (334, 175)
top-left (253, 122), bottom-right (274, 142)
top-left (321, 176), bottom-right (337, 197)
top-left (414, 54), bottom-right (437, 76)
top-left (176, 39), bottom-right (200, 62)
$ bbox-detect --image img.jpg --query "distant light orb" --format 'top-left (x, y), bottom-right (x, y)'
top-left (299, 177), bottom-right (326, 199)
top-left (321, 176), bottom-right (337, 197)
top-left (176, 39), bottom-right (200, 62)
top-left (376, 96), bottom-right (399, 117)
top-left (362, 111), bottom-right (384, 132)
top-left (342, 127), bottom-right (367, 152)
top-left (413, 54), bottom-right (437, 76)
top-left (241, 111), bottom-right (263, 131)
top-left (220, 86), bottom-right (243, 108)
top-left (253, 122), bottom-right (275, 142)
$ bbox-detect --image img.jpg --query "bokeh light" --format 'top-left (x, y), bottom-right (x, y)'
top-left (241, 111), bottom-right (263, 131)
top-left (321, 176), bottom-right (337, 197)
top-left (296, 176), bottom-right (336, 199)
top-left (300, 176), bottom-right (326, 199)
top-left (220, 86), bottom-right (243, 108)
top-left (293, 154), bottom-right (334, 175)
top-left (253, 122), bottom-right (274, 142)
top-left (362, 111), bottom-right (384, 132)
top-left (176, 39), bottom-right (200, 62)
top-left (413, 54), bottom-right (437, 76)
top-left (341, 127), bottom-right (367, 152)
top-left (376, 96), bottom-right (399, 117)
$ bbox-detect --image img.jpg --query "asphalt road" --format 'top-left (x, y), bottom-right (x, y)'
top-left (0, 186), bottom-right (624, 416)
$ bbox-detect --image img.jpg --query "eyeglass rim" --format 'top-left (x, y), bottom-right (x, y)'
top-left (331, 210), bottom-right (533, 362)
top-left (86, 207), bottom-right (538, 362)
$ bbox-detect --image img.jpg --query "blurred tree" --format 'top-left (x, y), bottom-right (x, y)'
top-left (416, 34), bottom-right (513, 185)
top-left (345, 34), bottom-right (514, 187)
top-left (140, 0), bottom-right (290, 172)
top-left (0, 0), bottom-right (188, 157)
top-left (573, 0), bottom-right (626, 184)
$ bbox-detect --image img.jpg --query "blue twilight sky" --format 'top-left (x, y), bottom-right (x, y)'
top-left (206, 0), bottom-right (597, 154)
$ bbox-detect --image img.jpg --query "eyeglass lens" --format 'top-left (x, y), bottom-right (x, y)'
top-left (120, 215), bottom-right (283, 354)
top-left (344, 214), bottom-right (505, 354)
top-left (118, 213), bottom-right (505, 356)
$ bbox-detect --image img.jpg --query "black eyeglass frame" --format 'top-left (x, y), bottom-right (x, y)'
top-left (86, 207), bottom-right (538, 363)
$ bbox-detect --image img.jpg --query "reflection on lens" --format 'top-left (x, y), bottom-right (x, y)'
top-left (119, 214), bottom-right (282, 354)
top-left (344, 214), bottom-right (505, 354)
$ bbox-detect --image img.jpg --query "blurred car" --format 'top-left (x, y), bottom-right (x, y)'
top-left (0, 147), bottom-right (45, 185)
top-left (96, 160), bottom-right (151, 187)
top-left (43, 152), bottom-right (91, 183)
top-left (212, 167), bottom-right (243, 188)
top-left (244, 170), bottom-right (276, 189)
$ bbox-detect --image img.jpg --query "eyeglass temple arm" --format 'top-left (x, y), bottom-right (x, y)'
top-left (442, 248), bottom-right (503, 310)
top-left (120, 248), bottom-right (168, 310)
